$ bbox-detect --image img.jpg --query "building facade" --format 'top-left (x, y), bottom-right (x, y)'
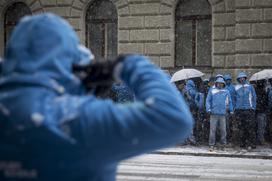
top-left (0, 0), bottom-right (272, 77)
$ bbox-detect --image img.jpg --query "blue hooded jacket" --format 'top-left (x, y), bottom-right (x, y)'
top-left (0, 13), bottom-right (193, 181)
top-left (224, 74), bottom-right (236, 106)
top-left (234, 72), bottom-right (257, 110)
top-left (185, 80), bottom-right (196, 109)
top-left (206, 78), bottom-right (233, 115)
top-left (185, 80), bottom-right (204, 111)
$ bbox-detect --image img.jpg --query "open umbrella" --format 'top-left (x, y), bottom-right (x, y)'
top-left (170, 68), bottom-right (204, 83)
top-left (249, 69), bottom-right (272, 81)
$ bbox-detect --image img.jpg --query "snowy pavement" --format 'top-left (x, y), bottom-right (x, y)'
top-left (117, 153), bottom-right (272, 181)
top-left (154, 145), bottom-right (272, 160)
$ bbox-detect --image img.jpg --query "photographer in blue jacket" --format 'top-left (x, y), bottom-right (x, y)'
top-left (206, 77), bottom-right (233, 151)
top-left (0, 13), bottom-right (193, 181)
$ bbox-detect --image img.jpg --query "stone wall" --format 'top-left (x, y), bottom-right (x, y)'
top-left (117, 0), bottom-right (174, 69)
top-left (212, 0), bottom-right (272, 77)
top-left (0, 0), bottom-right (272, 78)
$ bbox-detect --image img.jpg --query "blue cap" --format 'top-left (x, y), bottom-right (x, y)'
top-left (224, 74), bottom-right (232, 80)
top-left (237, 72), bottom-right (247, 79)
top-left (215, 77), bottom-right (226, 85)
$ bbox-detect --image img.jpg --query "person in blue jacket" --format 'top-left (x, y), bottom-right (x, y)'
top-left (185, 80), bottom-right (198, 110)
top-left (185, 79), bottom-right (203, 145)
top-left (224, 74), bottom-right (235, 104)
top-left (0, 13), bottom-right (193, 181)
top-left (267, 78), bottom-right (272, 142)
top-left (206, 77), bottom-right (233, 151)
top-left (234, 72), bottom-right (257, 149)
top-left (223, 74), bottom-right (236, 144)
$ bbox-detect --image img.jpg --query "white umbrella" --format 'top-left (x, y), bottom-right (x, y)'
top-left (170, 68), bottom-right (204, 83)
top-left (249, 69), bottom-right (272, 81)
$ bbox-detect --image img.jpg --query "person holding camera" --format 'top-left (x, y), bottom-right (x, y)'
top-left (206, 77), bottom-right (233, 151)
top-left (0, 13), bottom-right (193, 181)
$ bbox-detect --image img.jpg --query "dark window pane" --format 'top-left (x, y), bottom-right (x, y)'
top-left (175, 0), bottom-right (211, 67)
top-left (176, 21), bottom-right (193, 66)
top-left (4, 2), bottom-right (31, 46)
top-left (86, 0), bottom-right (117, 60)
top-left (106, 23), bottom-right (117, 59)
top-left (196, 19), bottom-right (211, 66)
top-left (87, 23), bottom-right (104, 59)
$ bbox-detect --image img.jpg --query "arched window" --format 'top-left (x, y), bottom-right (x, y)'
top-left (175, 0), bottom-right (212, 67)
top-left (4, 2), bottom-right (32, 46)
top-left (86, 0), bottom-right (117, 60)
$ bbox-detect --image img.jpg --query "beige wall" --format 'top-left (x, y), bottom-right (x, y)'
top-left (0, 0), bottom-right (272, 77)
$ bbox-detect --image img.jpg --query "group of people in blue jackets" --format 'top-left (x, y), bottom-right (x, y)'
top-left (175, 72), bottom-right (272, 151)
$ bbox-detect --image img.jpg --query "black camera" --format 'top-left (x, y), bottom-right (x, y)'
top-left (72, 55), bottom-right (126, 97)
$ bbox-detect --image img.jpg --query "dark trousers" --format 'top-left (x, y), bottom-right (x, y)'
top-left (235, 109), bottom-right (256, 148)
top-left (226, 113), bottom-right (234, 143)
top-left (266, 111), bottom-right (272, 142)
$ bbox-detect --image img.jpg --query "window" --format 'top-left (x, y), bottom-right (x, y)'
top-left (86, 0), bottom-right (117, 60)
top-left (4, 2), bottom-right (31, 46)
top-left (175, 0), bottom-right (211, 67)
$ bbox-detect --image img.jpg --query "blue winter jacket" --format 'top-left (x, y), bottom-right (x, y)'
top-left (234, 82), bottom-right (257, 110)
top-left (186, 80), bottom-right (198, 109)
top-left (225, 84), bottom-right (236, 106)
top-left (195, 92), bottom-right (204, 111)
top-left (206, 87), bottom-right (233, 115)
top-left (0, 13), bottom-right (193, 181)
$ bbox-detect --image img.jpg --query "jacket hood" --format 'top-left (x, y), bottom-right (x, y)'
top-left (215, 77), bottom-right (226, 85)
top-left (215, 74), bottom-right (223, 79)
top-left (224, 74), bottom-right (232, 80)
top-left (1, 13), bottom-right (94, 94)
top-left (186, 80), bottom-right (196, 89)
top-left (237, 72), bottom-right (247, 80)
